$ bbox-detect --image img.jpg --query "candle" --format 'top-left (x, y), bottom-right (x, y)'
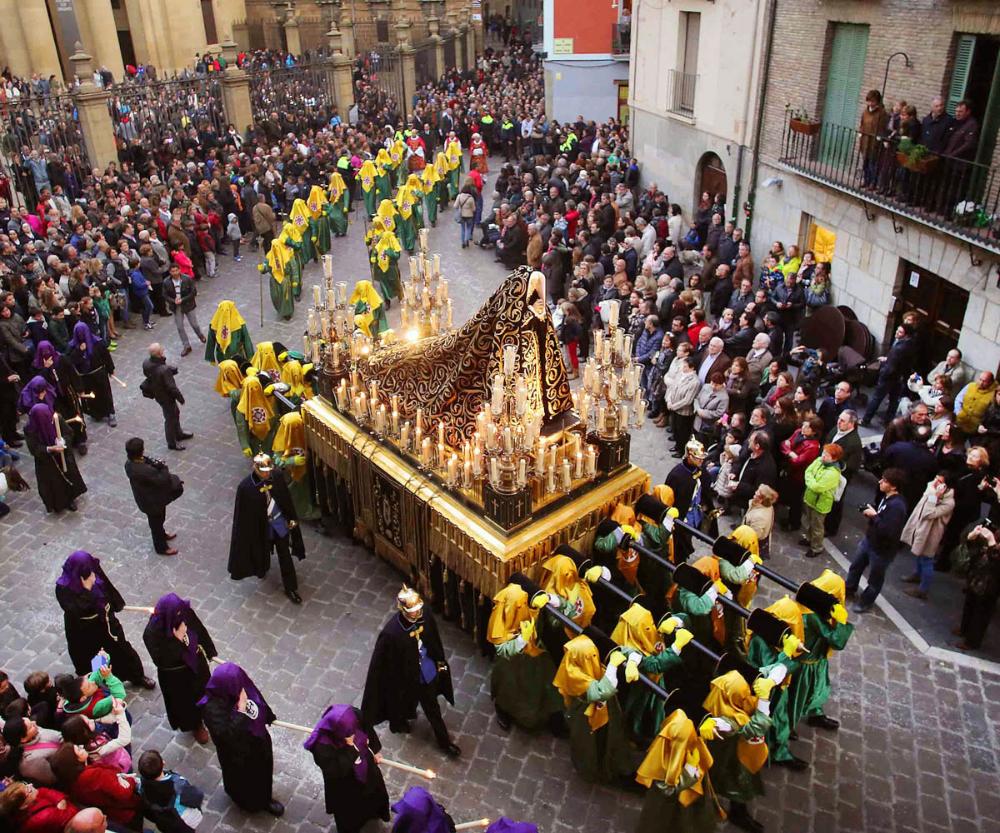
top-left (546, 465), bottom-right (556, 494)
top-left (322, 254), bottom-right (333, 279)
top-left (486, 422), bottom-right (497, 450)
top-left (476, 411), bottom-right (486, 437)
top-left (518, 458), bottom-right (527, 488)
top-left (536, 438), bottom-right (546, 476)
top-left (433, 254), bottom-right (441, 277)
top-left (463, 460), bottom-right (472, 488)
top-left (376, 405), bottom-right (386, 434)
top-left (586, 445), bottom-right (597, 477)
top-left (416, 408), bottom-right (424, 432)
top-left (401, 421), bottom-right (411, 451)
top-left (421, 437), bottom-right (432, 467)
top-left (437, 442), bottom-right (447, 469)
top-left (401, 307), bottom-right (409, 329)
top-left (515, 376), bottom-right (527, 415)
top-left (446, 299), bottom-right (453, 329)
top-left (353, 395), bottom-right (361, 418)
top-left (436, 279), bottom-right (445, 304)
top-left (636, 399), bottom-right (647, 427)
top-left (491, 374), bottom-right (504, 414)
top-left (337, 282), bottom-right (348, 306)
top-left (608, 300), bottom-right (620, 329)
top-left (415, 424), bottom-right (423, 451)
top-left (608, 375), bottom-right (618, 402)
top-left (623, 334), bottom-right (633, 358)
top-left (594, 330), bottom-right (604, 361)
top-left (562, 459), bottom-right (572, 491)
top-left (408, 256), bottom-right (418, 278)
top-left (313, 285), bottom-right (321, 306)
top-left (580, 393), bottom-right (591, 430)
top-left (618, 403), bottom-right (629, 431)
top-left (358, 392), bottom-right (367, 418)
top-left (311, 337), bottom-right (321, 365)
top-left (575, 450), bottom-right (584, 478)
top-left (598, 405), bottom-right (607, 433)
top-left (503, 427), bottom-right (513, 455)
top-left (614, 327), bottom-right (624, 358)
top-left (332, 342), bottom-right (341, 368)
top-left (327, 288), bottom-right (336, 310)
top-left (438, 421), bottom-right (445, 447)
top-left (447, 454), bottom-right (458, 484)
top-left (490, 457), bottom-right (500, 485)
top-left (502, 345), bottom-right (515, 377)
top-left (336, 381), bottom-right (348, 411)
top-left (369, 381), bottom-right (378, 404)
top-left (391, 409), bottom-right (400, 436)
top-left (473, 446), bottom-right (482, 476)
top-left (422, 285), bottom-right (432, 310)
top-left (548, 443), bottom-right (557, 473)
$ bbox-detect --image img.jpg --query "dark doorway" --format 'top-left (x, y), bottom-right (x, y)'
top-left (117, 30), bottom-right (137, 69)
top-left (696, 152), bottom-right (727, 208)
top-left (892, 260), bottom-right (969, 367)
top-left (201, 0), bottom-right (218, 44)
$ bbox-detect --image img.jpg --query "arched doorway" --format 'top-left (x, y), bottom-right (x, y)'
top-left (696, 152), bottom-right (728, 208)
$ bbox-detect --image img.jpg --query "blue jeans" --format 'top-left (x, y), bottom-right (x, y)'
top-left (915, 554), bottom-right (935, 593)
top-left (136, 294), bottom-right (153, 325)
top-left (846, 538), bottom-right (893, 607)
top-left (460, 218), bottom-right (474, 245)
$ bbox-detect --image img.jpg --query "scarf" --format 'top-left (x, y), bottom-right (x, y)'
top-left (197, 663), bottom-right (274, 737)
top-left (236, 376), bottom-right (275, 438)
top-left (214, 359), bottom-right (245, 397)
top-left (208, 300), bottom-right (246, 354)
top-left (56, 550), bottom-right (107, 608)
top-left (149, 593), bottom-right (201, 672)
top-left (303, 704), bottom-right (371, 782)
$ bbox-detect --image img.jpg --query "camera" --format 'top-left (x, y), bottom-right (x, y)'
top-left (857, 503), bottom-right (871, 513)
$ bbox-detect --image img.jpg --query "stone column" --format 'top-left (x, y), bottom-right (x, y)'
top-left (395, 19), bottom-right (415, 121)
top-left (69, 46), bottom-right (117, 171)
top-left (0, 0), bottom-right (32, 78)
top-left (465, 14), bottom-right (476, 67)
top-left (428, 16), bottom-right (444, 80)
top-left (284, 13), bottom-right (302, 55)
top-left (220, 39), bottom-right (254, 133)
top-left (340, 14), bottom-right (356, 58)
top-left (19, 0), bottom-right (62, 80)
top-left (326, 28), bottom-right (355, 115)
top-left (456, 23), bottom-right (468, 71)
top-left (79, 0), bottom-right (126, 80)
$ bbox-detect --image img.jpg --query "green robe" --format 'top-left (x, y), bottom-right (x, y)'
top-left (274, 458), bottom-right (320, 521)
top-left (745, 635), bottom-right (800, 763)
top-left (491, 640), bottom-right (563, 731)
top-left (638, 522), bottom-right (674, 615)
top-left (424, 189), bottom-right (439, 225)
top-left (789, 613), bottom-right (854, 726)
top-left (363, 187), bottom-right (377, 218)
top-left (204, 323), bottom-right (254, 364)
top-left (264, 261), bottom-right (296, 321)
top-left (705, 709), bottom-right (771, 803)
top-left (410, 199), bottom-right (424, 231)
top-left (675, 588), bottom-right (719, 679)
top-left (310, 215), bottom-right (331, 256)
top-left (636, 770), bottom-right (719, 833)
top-left (375, 172), bottom-right (391, 204)
top-left (372, 250), bottom-right (401, 303)
top-left (233, 407), bottom-right (277, 457)
top-left (719, 559), bottom-right (757, 659)
top-left (620, 649), bottom-right (683, 745)
top-left (447, 167), bottom-right (460, 199)
top-left (326, 199), bottom-right (348, 237)
top-left (396, 214), bottom-right (416, 253)
top-left (565, 677), bottom-right (634, 784)
top-left (354, 299), bottom-right (389, 335)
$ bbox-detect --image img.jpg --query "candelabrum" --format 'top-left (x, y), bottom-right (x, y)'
top-left (576, 299), bottom-right (648, 440)
top-left (304, 253), bottom-right (364, 378)
top-left (402, 228), bottom-right (453, 340)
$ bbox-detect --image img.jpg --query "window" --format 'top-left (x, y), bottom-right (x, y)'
top-left (669, 11), bottom-right (700, 115)
top-left (819, 23), bottom-right (870, 164)
top-left (680, 11), bottom-right (700, 79)
top-left (803, 216), bottom-right (836, 264)
top-left (946, 33), bottom-right (1000, 166)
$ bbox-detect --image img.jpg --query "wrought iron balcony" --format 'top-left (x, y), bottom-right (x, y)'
top-left (667, 69), bottom-right (697, 117)
top-left (779, 113), bottom-right (1000, 256)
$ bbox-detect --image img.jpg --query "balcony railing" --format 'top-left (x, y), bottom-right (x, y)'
top-left (780, 114), bottom-right (1000, 255)
top-left (667, 69), bottom-right (697, 117)
top-left (611, 23), bottom-right (631, 56)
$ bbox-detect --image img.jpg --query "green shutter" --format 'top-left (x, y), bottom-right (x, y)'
top-left (946, 34), bottom-right (976, 117)
top-left (820, 24), bottom-right (870, 164)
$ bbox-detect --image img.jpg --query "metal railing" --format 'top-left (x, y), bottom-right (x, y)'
top-left (667, 69), bottom-right (696, 116)
top-left (0, 93), bottom-right (92, 207)
top-left (250, 62), bottom-right (336, 123)
top-left (611, 23), bottom-right (631, 56)
top-left (780, 114), bottom-right (1000, 255)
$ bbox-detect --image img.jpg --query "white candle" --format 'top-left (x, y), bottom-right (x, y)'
top-left (473, 446), bottom-right (482, 476)
top-left (562, 460), bottom-right (572, 490)
top-left (447, 454), bottom-right (458, 484)
top-left (503, 427), bottom-right (513, 454)
top-left (436, 279), bottom-right (446, 304)
top-left (376, 405), bottom-right (387, 434)
top-left (433, 254), bottom-right (441, 277)
top-left (391, 409), bottom-right (400, 436)
top-left (327, 288), bottom-right (336, 310)
top-left (401, 421), bottom-right (411, 451)
top-left (332, 342), bottom-right (341, 367)
top-left (580, 393), bottom-right (591, 430)
top-left (336, 381), bottom-right (348, 411)
top-left (608, 375), bottom-right (618, 402)
top-left (503, 345), bottom-right (516, 377)
top-left (438, 421), bottom-right (445, 447)
top-left (415, 424), bottom-right (423, 450)
top-left (618, 403), bottom-right (629, 431)
top-left (614, 327), bottom-right (624, 358)
top-left (608, 300), bottom-right (620, 329)
top-left (536, 438), bottom-right (546, 476)
top-left (492, 374), bottom-right (504, 414)
top-left (463, 460), bottom-right (472, 488)
top-left (446, 300), bottom-right (453, 329)
top-left (476, 411), bottom-right (486, 437)
top-left (358, 392), bottom-right (367, 418)
top-left (486, 422), bottom-right (497, 450)
top-left (586, 445), bottom-right (597, 477)
top-left (515, 376), bottom-right (527, 415)
top-left (311, 337), bottom-right (321, 365)
top-left (313, 285), bottom-right (321, 306)
top-left (337, 282), bottom-right (348, 306)
top-left (322, 255), bottom-right (333, 279)
top-left (518, 458), bottom-right (527, 488)
top-left (546, 465), bottom-right (556, 493)
top-left (416, 408), bottom-right (424, 432)
top-left (421, 437), bottom-right (432, 466)
top-left (623, 334), bottom-right (633, 358)
top-left (598, 405), bottom-right (607, 433)
top-left (636, 399), bottom-right (647, 427)
top-left (575, 450), bottom-right (584, 478)
top-left (490, 457), bottom-right (500, 485)
top-left (594, 331), bottom-right (604, 362)
top-left (408, 256), bottom-right (418, 278)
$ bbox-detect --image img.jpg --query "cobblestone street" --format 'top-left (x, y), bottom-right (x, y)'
top-left (2, 194), bottom-right (998, 833)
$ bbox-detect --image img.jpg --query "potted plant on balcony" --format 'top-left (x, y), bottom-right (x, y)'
top-left (895, 137), bottom-right (938, 174)
top-left (787, 105), bottom-right (821, 136)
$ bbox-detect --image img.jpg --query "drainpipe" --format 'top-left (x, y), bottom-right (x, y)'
top-left (744, 0), bottom-right (777, 243)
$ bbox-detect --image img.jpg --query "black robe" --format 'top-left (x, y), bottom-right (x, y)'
top-left (55, 572), bottom-right (146, 682)
top-left (310, 710), bottom-right (390, 833)
top-left (142, 613), bottom-right (217, 731)
top-left (201, 697), bottom-right (274, 812)
top-left (25, 414), bottom-right (87, 512)
top-left (68, 342), bottom-right (115, 420)
top-left (361, 611), bottom-right (455, 729)
top-left (227, 470), bottom-right (304, 581)
top-left (40, 359), bottom-right (88, 448)
top-left (665, 460), bottom-right (701, 563)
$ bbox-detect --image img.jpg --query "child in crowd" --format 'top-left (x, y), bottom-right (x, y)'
top-left (226, 213), bottom-right (243, 262)
top-left (138, 749), bottom-right (205, 832)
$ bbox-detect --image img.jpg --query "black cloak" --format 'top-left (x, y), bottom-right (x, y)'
top-left (227, 469), bottom-right (305, 581)
top-left (25, 414), bottom-right (87, 513)
top-left (55, 569), bottom-right (146, 682)
top-left (361, 611), bottom-right (455, 730)
top-left (142, 612), bottom-right (217, 731)
top-left (68, 341), bottom-right (115, 420)
top-left (201, 697), bottom-right (275, 812)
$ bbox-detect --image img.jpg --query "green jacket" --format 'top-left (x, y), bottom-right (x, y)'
top-left (803, 458), bottom-right (841, 514)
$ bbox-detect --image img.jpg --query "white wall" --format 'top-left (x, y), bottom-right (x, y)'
top-left (544, 59), bottom-right (629, 123)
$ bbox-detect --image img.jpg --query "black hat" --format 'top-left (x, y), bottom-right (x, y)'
top-left (673, 563), bottom-right (713, 596)
top-left (713, 536), bottom-right (751, 566)
top-left (746, 609), bottom-right (790, 648)
top-left (595, 518), bottom-right (621, 539)
top-left (634, 494), bottom-right (668, 524)
top-left (714, 652), bottom-right (760, 685)
top-left (795, 583), bottom-right (837, 620)
top-left (508, 572), bottom-right (548, 608)
top-left (271, 340), bottom-right (288, 358)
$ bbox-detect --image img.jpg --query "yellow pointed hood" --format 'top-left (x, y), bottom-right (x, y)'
top-left (273, 411), bottom-right (307, 480)
top-left (208, 300), bottom-right (246, 355)
top-left (611, 604), bottom-right (660, 656)
top-left (280, 359), bottom-right (313, 400)
top-left (236, 376), bottom-right (275, 439)
top-left (250, 341), bottom-right (282, 375)
top-left (358, 159), bottom-right (378, 192)
top-left (289, 199), bottom-right (311, 236)
top-left (214, 359), bottom-right (244, 398)
top-left (553, 635), bottom-right (607, 731)
top-left (328, 171), bottom-right (347, 203)
top-left (636, 709), bottom-right (714, 806)
top-left (307, 185), bottom-right (328, 219)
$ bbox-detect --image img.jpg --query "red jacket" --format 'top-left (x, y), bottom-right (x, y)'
top-left (68, 764), bottom-right (143, 827)
top-left (14, 787), bottom-right (79, 833)
top-left (171, 249), bottom-right (195, 278)
top-left (780, 429), bottom-right (820, 482)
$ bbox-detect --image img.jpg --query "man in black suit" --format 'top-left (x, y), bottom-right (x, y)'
top-left (141, 342), bottom-right (192, 450)
top-left (124, 437), bottom-right (183, 556)
top-left (730, 431), bottom-right (779, 506)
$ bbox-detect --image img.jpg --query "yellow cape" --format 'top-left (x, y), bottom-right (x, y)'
top-left (214, 359), bottom-right (244, 398)
top-left (266, 238), bottom-right (294, 285)
top-left (273, 411), bottom-right (307, 481)
top-left (405, 173), bottom-right (425, 195)
top-left (208, 300), bottom-right (246, 354)
top-left (810, 569), bottom-right (846, 605)
top-left (375, 147), bottom-right (392, 172)
top-left (540, 555), bottom-right (595, 628)
top-left (636, 710), bottom-right (714, 806)
top-left (358, 160), bottom-right (378, 192)
top-left (703, 671), bottom-right (769, 773)
top-left (445, 140), bottom-right (462, 169)
top-left (553, 635), bottom-right (608, 731)
top-left (611, 604), bottom-right (660, 657)
top-left (486, 584), bottom-right (543, 656)
top-left (374, 231), bottom-right (401, 273)
top-left (422, 161), bottom-right (442, 188)
top-left (328, 172), bottom-right (346, 203)
top-left (376, 198), bottom-right (397, 230)
top-left (280, 359), bottom-right (313, 401)
top-left (236, 376), bottom-right (275, 439)
top-left (350, 279), bottom-right (384, 311)
top-left (395, 185), bottom-right (415, 219)
top-left (250, 341), bottom-right (282, 375)
top-left (306, 185), bottom-right (328, 219)
top-left (434, 152), bottom-right (449, 178)
top-left (389, 139), bottom-right (405, 167)
top-left (289, 199), bottom-right (311, 237)
top-left (763, 596), bottom-right (806, 642)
